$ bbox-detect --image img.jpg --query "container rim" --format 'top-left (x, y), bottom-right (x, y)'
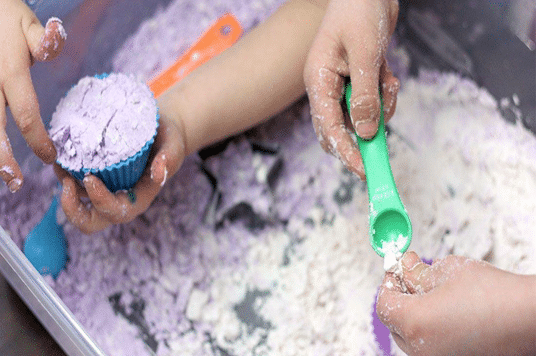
top-left (0, 225), bottom-right (105, 356)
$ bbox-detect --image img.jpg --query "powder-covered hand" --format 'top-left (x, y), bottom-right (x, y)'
top-left (376, 251), bottom-right (536, 356)
top-left (0, 0), bottom-right (66, 192)
top-left (55, 114), bottom-right (185, 234)
top-left (303, 0), bottom-right (400, 179)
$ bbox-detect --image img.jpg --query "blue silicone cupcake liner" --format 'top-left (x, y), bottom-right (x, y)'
top-left (65, 113), bottom-right (159, 193)
top-left (57, 73), bottom-right (160, 193)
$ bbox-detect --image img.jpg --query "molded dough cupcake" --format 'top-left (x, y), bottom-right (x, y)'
top-left (49, 73), bottom-right (159, 192)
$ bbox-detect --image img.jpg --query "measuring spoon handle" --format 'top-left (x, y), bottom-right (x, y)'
top-left (345, 83), bottom-right (412, 256)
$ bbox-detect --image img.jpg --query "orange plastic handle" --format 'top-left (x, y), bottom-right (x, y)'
top-left (148, 13), bottom-right (243, 97)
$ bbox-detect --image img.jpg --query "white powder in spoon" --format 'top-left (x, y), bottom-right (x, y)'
top-left (382, 242), bottom-right (403, 271)
top-left (380, 234), bottom-right (408, 271)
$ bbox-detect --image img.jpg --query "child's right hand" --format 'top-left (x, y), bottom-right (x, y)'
top-left (0, 0), bottom-right (66, 192)
top-left (377, 251), bottom-right (536, 356)
top-left (304, 0), bottom-right (400, 179)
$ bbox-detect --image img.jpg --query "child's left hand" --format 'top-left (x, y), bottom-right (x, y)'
top-left (376, 251), bottom-right (536, 356)
top-left (55, 112), bottom-right (185, 234)
top-left (0, 0), bottom-right (66, 192)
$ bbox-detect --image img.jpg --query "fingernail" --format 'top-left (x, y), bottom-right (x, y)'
top-left (46, 17), bottom-right (67, 40)
top-left (402, 251), bottom-right (420, 271)
top-left (44, 142), bottom-right (57, 164)
top-left (161, 167), bottom-right (168, 187)
top-left (8, 178), bottom-right (22, 193)
top-left (83, 175), bottom-right (94, 189)
top-left (62, 179), bottom-right (70, 195)
top-left (356, 121), bottom-right (378, 138)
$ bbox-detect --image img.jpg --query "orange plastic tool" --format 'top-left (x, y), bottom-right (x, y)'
top-left (148, 13), bottom-right (243, 97)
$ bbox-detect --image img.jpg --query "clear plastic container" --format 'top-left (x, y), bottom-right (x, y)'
top-left (0, 1), bottom-right (169, 354)
top-left (0, 225), bottom-right (105, 355)
top-left (0, 1), bottom-right (534, 355)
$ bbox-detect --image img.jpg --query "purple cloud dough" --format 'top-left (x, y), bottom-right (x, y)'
top-left (49, 73), bottom-right (158, 171)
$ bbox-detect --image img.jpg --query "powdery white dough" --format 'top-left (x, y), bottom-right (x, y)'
top-left (7, 69), bottom-right (533, 356)
top-left (2, 69), bottom-right (536, 355)
top-left (382, 242), bottom-right (402, 271)
top-left (389, 71), bottom-right (536, 275)
top-left (379, 234), bottom-right (409, 271)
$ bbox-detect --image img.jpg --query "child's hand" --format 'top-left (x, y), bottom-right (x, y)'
top-left (304, 0), bottom-right (400, 179)
top-left (0, 0), bottom-right (66, 192)
top-left (55, 114), bottom-right (185, 234)
top-left (376, 251), bottom-right (536, 356)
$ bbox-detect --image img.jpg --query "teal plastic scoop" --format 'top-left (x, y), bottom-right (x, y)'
top-left (345, 83), bottom-right (412, 257)
top-left (23, 195), bottom-right (67, 278)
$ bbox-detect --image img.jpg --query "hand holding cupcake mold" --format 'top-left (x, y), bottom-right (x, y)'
top-left (50, 73), bottom-right (159, 192)
top-left (51, 14), bottom-right (242, 233)
top-left (52, 73), bottom-right (185, 234)
top-left (0, 0), bottom-right (66, 193)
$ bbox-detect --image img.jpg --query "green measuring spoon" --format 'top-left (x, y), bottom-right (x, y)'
top-left (345, 83), bottom-right (412, 257)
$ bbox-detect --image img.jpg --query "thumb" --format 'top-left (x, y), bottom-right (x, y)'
top-left (25, 17), bottom-right (67, 62)
top-left (347, 63), bottom-right (381, 140)
top-left (399, 251), bottom-right (435, 294)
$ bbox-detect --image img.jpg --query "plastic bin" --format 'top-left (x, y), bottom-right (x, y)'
top-left (0, 225), bottom-right (104, 355)
top-left (0, 1), bottom-right (171, 354)
top-left (0, 0), bottom-right (534, 355)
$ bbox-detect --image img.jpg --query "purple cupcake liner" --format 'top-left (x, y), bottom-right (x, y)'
top-left (59, 73), bottom-right (159, 193)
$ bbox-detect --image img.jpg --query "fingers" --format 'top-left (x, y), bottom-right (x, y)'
top-left (304, 0), bottom-right (401, 175)
top-left (307, 69), bottom-right (365, 178)
top-left (0, 9), bottom-right (63, 192)
top-left (83, 175), bottom-right (133, 223)
top-left (380, 61), bottom-right (400, 123)
top-left (344, 0), bottom-right (399, 139)
top-left (60, 118), bottom-right (184, 233)
top-left (3, 67), bottom-right (57, 165)
top-left (376, 273), bottom-right (412, 336)
top-left (0, 92), bottom-right (23, 192)
top-left (377, 253), bottom-right (423, 355)
top-left (60, 176), bottom-right (110, 234)
top-left (381, 0), bottom-right (400, 124)
top-left (399, 251), bottom-right (436, 294)
top-left (150, 119), bottom-right (184, 185)
top-left (53, 164), bottom-right (88, 198)
top-left (313, 114), bottom-right (366, 179)
top-left (303, 37), bottom-right (348, 141)
top-left (387, 0), bottom-right (400, 37)
top-left (73, 161), bottom-right (164, 233)
top-left (346, 61), bottom-right (381, 140)
top-left (343, 9), bottom-right (383, 139)
top-left (400, 252), bottom-right (473, 295)
top-left (59, 175), bottom-right (118, 234)
top-left (61, 174), bottom-right (134, 234)
top-left (304, 28), bottom-right (365, 177)
top-left (53, 163), bottom-right (71, 183)
top-left (25, 17), bottom-right (67, 62)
